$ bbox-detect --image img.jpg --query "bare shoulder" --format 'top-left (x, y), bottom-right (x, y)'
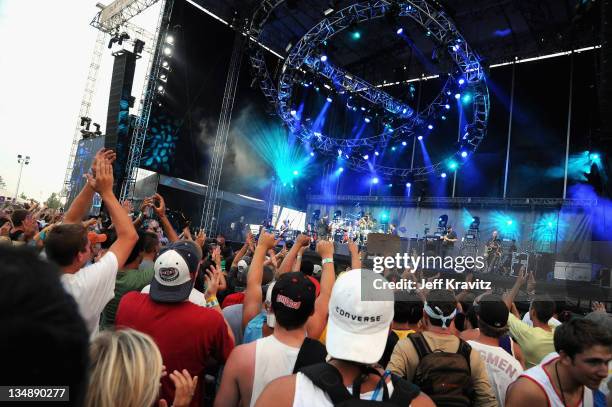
top-left (411, 392), bottom-right (436, 407)
top-left (226, 342), bottom-right (256, 369)
top-left (505, 376), bottom-right (548, 406)
top-left (254, 375), bottom-right (296, 407)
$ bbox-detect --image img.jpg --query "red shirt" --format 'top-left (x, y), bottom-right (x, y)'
top-left (116, 292), bottom-right (234, 407)
top-left (221, 292), bottom-right (245, 308)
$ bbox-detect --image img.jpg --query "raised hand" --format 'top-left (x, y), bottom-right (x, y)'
top-left (257, 231), bottom-right (277, 251)
top-left (195, 229), bottom-right (206, 248)
top-left (85, 158), bottom-right (114, 196)
top-left (91, 148), bottom-right (116, 176)
top-left (152, 193), bottom-right (166, 218)
top-left (204, 266), bottom-right (220, 297)
top-left (212, 246), bottom-right (221, 265)
top-left (316, 240), bottom-right (334, 259)
top-left (295, 233), bottom-right (311, 248)
top-left (159, 369), bottom-right (198, 407)
top-left (592, 301), bottom-right (607, 313)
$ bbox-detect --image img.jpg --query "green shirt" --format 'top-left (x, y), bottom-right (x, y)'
top-left (100, 266), bottom-right (154, 329)
top-left (508, 313), bottom-right (555, 368)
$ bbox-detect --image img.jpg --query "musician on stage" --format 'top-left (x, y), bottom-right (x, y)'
top-left (389, 223), bottom-right (398, 236)
top-left (278, 219), bottom-right (290, 238)
top-left (441, 225), bottom-right (458, 257)
top-left (316, 214), bottom-right (330, 240)
top-left (485, 230), bottom-right (502, 273)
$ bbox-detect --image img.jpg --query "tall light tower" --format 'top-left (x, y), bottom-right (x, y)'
top-left (14, 154), bottom-right (30, 200)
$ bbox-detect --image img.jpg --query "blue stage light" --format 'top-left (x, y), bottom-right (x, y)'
top-left (448, 161), bottom-right (458, 170)
top-left (360, 106), bottom-right (366, 111)
top-left (364, 117), bottom-right (371, 123)
top-left (441, 172), bottom-right (447, 178)
top-left (388, 183), bottom-right (393, 187)
top-left (506, 220), bottom-right (513, 225)
top-left (326, 96), bottom-right (333, 103)
top-left (458, 78), bottom-right (465, 85)
top-left (441, 115), bottom-right (447, 120)
top-left (417, 135), bottom-right (423, 140)
top-left (310, 152), bottom-right (315, 157)
top-left (461, 151), bottom-right (468, 158)
top-left (406, 182), bottom-right (412, 187)
top-left (402, 141), bottom-right (407, 146)
top-left (391, 146), bottom-right (396, 151)
top-left (372, 177), bottom-right (379, 184)
top-left (363, 154), bottom-right (369, 160)
top-left (445, 104), bottom-right (450, 109)
top-left (374, 151), bottom-right (379, 156)
top-left (402, 108), bottom-right (408, 114)
top-left (461, 93), bottom-right (472, 104)
top-left (339, 167), bottom-right (344, 172)
top-left (337, 149), bottom-right (342, 156)
top-left (290, 110), bottom-right (297, 116)
top-left (352, 31), bottom-right (361, 40)
top-left (396, 28), bottom-right (404, 35)
top-left (293, 170), bottom-right (299, 175)
top-left (320, 55), bottom-right (328, 62)
top-left (454, 93), bottom-right (461, 99)
top-left (427, 124), bottom-right (434, 130)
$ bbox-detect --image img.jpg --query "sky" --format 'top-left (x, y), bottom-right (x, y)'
top-left (0, 0), bottom-right (158, 202)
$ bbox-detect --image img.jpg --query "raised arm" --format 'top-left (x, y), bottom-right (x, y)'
top-left (64, 149), bottom-right (116, 224)
top-left (242, 231), bottom-right (276, 330)
top-left (306, 240), bottom-right (335, 339)
top-left (278, 234), bottom-right (310, 275)
top-left (503, 267), bottom-right (527, 310)
top-left (152, 193), bottom-right (179, 243)
top-left (348, 240), bottom-right (361, 270)
top-left (86, 158), bottom-right (138, 268)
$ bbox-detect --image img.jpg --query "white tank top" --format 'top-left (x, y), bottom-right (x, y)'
top-left (292, 372), bottom-right (398, 407)
top-left (250, 335), bottom-right (300, 407)
top-left (520, 353), bottom-right (594, 407)
top-left (468, 340), bottom-right (523, 406)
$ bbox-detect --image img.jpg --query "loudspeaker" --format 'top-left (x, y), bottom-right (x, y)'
top-left (534, 253), bottom-right (555, 280)
top-left (105, 50), bottom-right (137, 196)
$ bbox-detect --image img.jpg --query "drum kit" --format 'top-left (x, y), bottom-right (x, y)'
top-left (329, 213), bottom-right (379, 245)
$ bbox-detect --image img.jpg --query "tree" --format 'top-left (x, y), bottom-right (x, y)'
top-left (19, 192), bottom-right (27, 200)
top-left (0, 176), bottom-right (6, 190)
top-left (45, 192), bottom-right (61, 210)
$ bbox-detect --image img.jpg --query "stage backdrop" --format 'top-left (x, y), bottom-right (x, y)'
top-left (306, 203), bottom-right (611, 267)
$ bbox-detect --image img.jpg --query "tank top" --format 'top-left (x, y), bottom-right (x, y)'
top-left (250, 335), bottom-right (300, 407)
top-left (520, 353), bottom-right (594, 406)
top-left (292, 371), bottom-right (397, 407)
top-left (468, 340), bottom-right (523, 405)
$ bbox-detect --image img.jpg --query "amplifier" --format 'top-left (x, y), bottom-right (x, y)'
top-left (511, 252), bottom-right (530, 275)
top-left (554, 262), bottom-right (592, 282)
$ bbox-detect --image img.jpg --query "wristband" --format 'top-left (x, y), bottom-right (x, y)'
top-left (206, 296), bottom-right (219, 308)
top-left (322, 258), bottom-right (334, 265)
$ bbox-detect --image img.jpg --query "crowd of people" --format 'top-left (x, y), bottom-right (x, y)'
top-left (1, 148), bottom-right (611, 407)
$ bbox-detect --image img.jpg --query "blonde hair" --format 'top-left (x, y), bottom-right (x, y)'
top-left (86, 329), bottom-right (163, 407)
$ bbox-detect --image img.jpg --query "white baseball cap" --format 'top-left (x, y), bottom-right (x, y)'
top-left (326, 269), bottom-right (394, 364)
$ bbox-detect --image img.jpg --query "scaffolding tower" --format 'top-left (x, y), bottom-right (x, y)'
top-left (61, 30), bottom-right (107, 200)
top-left (200, 27), bottom-right (247, 233)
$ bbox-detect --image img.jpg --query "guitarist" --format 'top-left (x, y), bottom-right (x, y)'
top-left (485, 230), bottom-right (502, 274)
top-left (440, 225), bottom-right (458, 258)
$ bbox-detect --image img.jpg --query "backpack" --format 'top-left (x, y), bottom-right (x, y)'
top-left (408, 333), bottom-right (475, 407)
top-left (300, 362), bottom-right (420, 406)
top-left (293, 337), bottom-right (328, 373)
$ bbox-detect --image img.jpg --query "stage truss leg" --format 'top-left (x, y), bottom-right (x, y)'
top-left (200, 29), bottom-right (246, 233)
top-left (120, 0), bottom-right (172, 202)
top-left (61, 30), bottom-right (106, 201)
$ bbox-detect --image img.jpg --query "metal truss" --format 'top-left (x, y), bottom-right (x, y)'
top-left (299, 57), bottom-right (417, 118)
top-left (91, 0), bottom-right (162, 34)
top-left (119, 0), bottom-right (172, 202)
top-left (307, 195), bottom-right (599, 208)
top-left (248, 0), bottom-right (489, 178)
top-left (199, 28), bottom-right (247, 233)
top-left (61, 30), bottom-right (107, 200)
